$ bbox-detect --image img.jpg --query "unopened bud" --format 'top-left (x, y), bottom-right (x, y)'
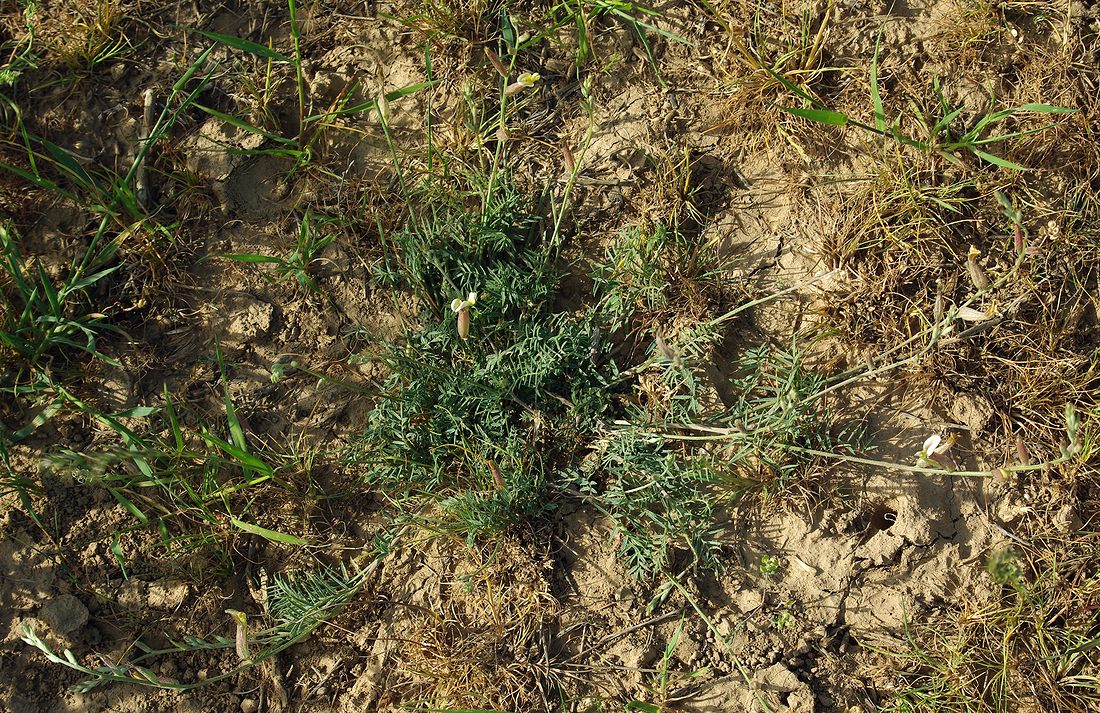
top-left (488, 460), bottom-right (505, 490)
top-left (655, 331), bottom-right (680, 367)
top-left (226, 609), bottom-right (251, 662)
top-left (457, 307), bottom-right (471, 340)
top-left (561, 143), bottom-right (575, 174)
top-left (376, 91), bottom-right (390, 124)
top-left (967, 245), bottom-right (990, 291)
top-left (484, 47), bottom-right (507, 77)
top-left (1015, 435), bottom-right (1030, 465)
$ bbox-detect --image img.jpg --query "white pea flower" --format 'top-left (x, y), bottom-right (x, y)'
top-left (451, 292), bottom-right (477, 311)
top-left (505, 72), bottom-right (540, 96)
top-left (922, 435), bottom-right (941, 457)
top-left (450, 292), bottom-right (478, 340)
top-left (917, 433), bottom-right (955, 469)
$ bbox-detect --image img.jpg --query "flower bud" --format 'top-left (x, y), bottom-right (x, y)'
top-left (451, 292), bottom-right (477, 339)
top-left (561, 143), bottom-right (575, 174)
top-left (488, 460), bottom-right (505, 490)
top-left (226, 609), bottom-right (251, 662)
top-left (376, 91), bottom-right (390, 124)
top-left (1015, 434), bottom-right (1030, 465)
top-left (457, 307), bottom-right (470, 340)
top-left (655, 331), bottom-right (680, 367)
top-left (484, 47), bottom-right (507, 77)
top-left (967, 245), bottom-right (990, 291)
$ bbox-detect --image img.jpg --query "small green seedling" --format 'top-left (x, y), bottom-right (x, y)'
top-left (771, 34), bottom-right (1074, 170)
top-left (986, 547), bottom-right (1024, 589)
top-left (760, 554), bottom-right (782, 577)
top-left (223, 209), bottom-right (335, 292)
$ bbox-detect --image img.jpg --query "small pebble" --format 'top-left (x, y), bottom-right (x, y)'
top-left (240, 698), bottom-right (258, 713)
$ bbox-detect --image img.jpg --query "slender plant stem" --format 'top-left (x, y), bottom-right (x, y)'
top-left (288, 0), bottom-right (306, 149)
top-left (549, 89), bottom-right (597, 251)
top-left (649, 422), bottom-right (1067, 477)
top-left (807, 235), bottom-right (1031, 406)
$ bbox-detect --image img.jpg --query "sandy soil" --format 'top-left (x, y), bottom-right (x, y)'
top-left (1, 0), bottom-right (1098, 711)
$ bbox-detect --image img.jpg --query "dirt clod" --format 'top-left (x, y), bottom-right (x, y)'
top-left (39, 595), bottom-right (88, 636)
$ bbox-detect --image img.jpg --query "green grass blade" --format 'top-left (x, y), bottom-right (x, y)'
top-left (907, 98), bottom-right (931, 134)
top-left (67, 264), bottom-right (121, 293)
top-left (163, 388), bottom-right (185, 454)
top-left (199, 432), bottom-right (273, 477)
top-left (631, 19), bottom-right (666, 89)
top-left (171, 45), bottom-right (217, 92)
top-left (126, 47), bottom-right (216, 185)
top-left (34, 264), bottom-right (61, 315)
top-left (0, 160), bottom-right (76, 200)
top-left (775, 105), bottom-right (849, 126)
top-left (764, 65), bottom-right (824, 107)
top-left (221, 147), bottom-right (303, 160)
top-left (870, 32), bottom-right (885, 132)
top-left (41, 139), bottom-right (98, 192)
top-left (223, 390), bottom-right (247, 455)
top-left (214, 342), bottom-right (251, 468)
top-left (1, 230), bottom-right (31, 296)
top-left (414, 709), bottom-right (509, 713)
top-left (108, 486), bottom-right (149, 525)
top-left (230, 517), bottom-right (308, 545)
top-left (983, 104), bottom-right (1075, 125)
top-left (192, 104), bottom-right (297, 145)
top-left (1049, 636), bottom-right (1100, 659)
top-left (931, 106), bottom-right (965, 138)
top-left (321, 81), bottom-right (434, 121)
top-left (288, 0), bottom-right (306, 148)
top-left (500, 6), bottom-right (516, 47)
top-left (970, 148), bottom-right (1028, 171)
top-left (114, 407), bottom-right (158, 419)
top-left (626, 703), bottom-right (661, 713)
top-left (14, 484), bottom-right (44, 530)
top-left (110, 531), bottom-right (129, 578)
top-left (606, 6), bottom-right (691, 45)
top-left (575, 9), bottom-right (590, 65)
top-left (1013, 103), bottom-right (1075, 114)
top-left (222, 254), bottom-right (285, 264)
top-left (963, 104), bottom-right (1074, 147)
top-left (194, 30), bottom-right (291, 62)
top-left (13, 399), bottom-right (62, 439)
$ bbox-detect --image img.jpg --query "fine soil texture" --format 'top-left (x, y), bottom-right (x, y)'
top-left (2, 1), bottom-right (1099, 712)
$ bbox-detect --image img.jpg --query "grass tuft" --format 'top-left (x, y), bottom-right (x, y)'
top-left (882, 532), bottom-right (1100, 712)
